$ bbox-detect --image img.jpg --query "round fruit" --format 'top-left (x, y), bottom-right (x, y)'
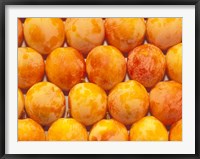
top-left (89, 119), bottom-right (128, 141)
top-left (65, 18), bottom-right (105, 55)
top-left (130, 116), bottom-right (168, 141)
top-left (169, 119), bottom-right (182, 141)
top-left (18, 118), bottom-right (46, 141)
top-left (18, 47), bottom-right (45, 89)
top-left (45, 47), bottom-right (85, 91)
top-left (166, 43), bottom-right (182, 83)
top-left (25, 82), bottom-right (66, 126)
top-left (47, 118), bottom-right (88, 141)
top-left (108, 80), bottom-right (149, 125)
top-left (146, 18), bottom-right (182, 51)
top-left (18, 19), bottom-right (24, 46)
top-left (18, 88), bottom-right (24, 118)
top-left (127, 44), bottom-right (166, 88)
top-left (105, 18), bottom-right (146, 53)
top-left (24, 18), bottom-right (65, 55)
top-left (86, 45), bottom-right (126, 90)
top-left (68, 83), bottom-right (107, 126)
top-left (150, 81), bottom-right (182, 126)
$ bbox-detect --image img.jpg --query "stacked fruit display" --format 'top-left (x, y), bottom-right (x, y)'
top-left (18, 18), bottom-right (182, 141)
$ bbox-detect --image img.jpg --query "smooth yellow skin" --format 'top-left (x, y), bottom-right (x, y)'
top-left (89, 119), bottom-right (128, 141)
top-left (25, 82), bottom-right (66, 126)
top-left (24, 18), bottom-right (65, 54)
top-left (68, 82), bottom-right (107, 126)
top-left (169, 119), bottom-right (182, 141)
top-left (105, 18), bottom-right (146, 53)
top-left (18, 118), bottom-right (46, 141)
top-left (130, 116), bottom-right (168, 141)
top-left (18, 47), bottom-right (45, 89)
top-left (65, 18), bottom-right (105, 55)
top-left (18, 88), bottom-right (24, 119)
top-left (166, 43), bottom-right (182, 83)
top-left (86, 45), bottom-right (126, 90)
top-left (45, 47), bottom-right (85, 91)
top-left (108, 80), bottom-right (149, 125)
top-left (146, 18), bottom-right (182, 51)
top-left (47, 118), bottom-right (88, 141)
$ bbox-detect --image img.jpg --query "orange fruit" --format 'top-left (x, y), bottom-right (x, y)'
top-left (105, 18), bottom-right (146, 53)
top-left (24, 18), bottom-right (65, 55)
top-left (108, 80), bottom-right (149, 125)
top-left (18, 47), bottom-right (45, 89)
top-left (25, 82), bottom-right (66, 126)
top-left (47, 118), bottom-right (88, 141)
top-left (89, 119), bottom-right (128, 141)
top-left (45, 47), bottom-right (85, 91)
top-left (130, 116), bottom-right (168, 141)
top-left (18, 118), bottom-right (46, 141)
top-left (86, 45), bottom-right (126, 90)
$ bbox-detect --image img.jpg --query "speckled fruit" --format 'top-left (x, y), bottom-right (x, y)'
top-left (169, 119), bottom-right (182, 141)
top-left (108, 80), bottom-right (149, 125)
top-left (18, 118), bottom-right (46, 141)
top-left (89, 119), bottom-right (128, 141)
top-left (46, 47), bottom-right (85, 91)
top-left (47, 118), bottom-right (88, 141)
top-left (166, 43), bottom-right (182, 83)
top-left (105, 18), bottom-right (146, 53)
top-left (68, 83), bottom-right (107, 126)
top-left (24, 18), bottom-right (65, 54)
top-left (25, 82), bottom-right (66, 126)
top-left (130, 116), bottom-right (168, 141)
top-left (146, 18), bottom-right (182, 51)
top-left (18, 19), bottom-right (24, 46)
top-left (86, 45), bottom-right (126, 90)
top-left (127, 44), bottom-right (166, 88)
top-left (65, 18), bottom-right (105, 55)
top-left (18, 88), bottom-right (24, 119)
top-left (18, 47), bottom-right (45, 89)
top-left (150, 81), bottom-right (182, 126)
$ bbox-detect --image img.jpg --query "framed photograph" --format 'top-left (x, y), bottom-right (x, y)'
top-left (1, 0), bottom-right (200, 158)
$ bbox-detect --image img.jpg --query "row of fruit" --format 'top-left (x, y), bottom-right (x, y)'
top-left (18, 18), bottom-right (182, 141)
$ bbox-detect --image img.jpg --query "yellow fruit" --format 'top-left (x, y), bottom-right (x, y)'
top-left (25, 82), bottom-right (66, 126)
top-left (18, 118), bottom-right (46, 141)
top-left (89, 119), bottom-right (128, 141)
top-left (108, 80), bottom-right (149, 125)
top-left (47, 118), bottom-right (88, 141)
top-left (69, 83), bottom-right (107, 126)
top-left (166, 43), bottom-right (182, 83)
top-left (130, 116), bottom-right (168, 141)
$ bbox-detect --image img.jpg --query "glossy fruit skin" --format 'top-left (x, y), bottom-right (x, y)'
top-left (45, 47), bottom-right (85, 91)
top-left (47, 118), bottom-right (88, 141)
top-left (105, 18), bottom-right (146, 54)
top-left (18, 47), bottom-right (45, 89)
top-left (108, 80), bottom-right (149, 125)
top-left (65, 18), bottom-right (105, 55)
top-left (25, 82), bottom-right (66, 126)
top-left (86, 45), bottom-right (126, 90)
top-left (130, 116), bottom-right (168, 141)
top-left (68, 82), bottom-right (107, 126)
top-left (127, 44), bottom-right (166, 88)
top-left (24, 18), bottom-right (65, 55)
top-left (89, 119), bottom-right (128, 141)
top-left (18, 19), bottom-right (24, 46)
top-left (169, 119), bottom-right (182, 141)
top-left (150, 81), bottom-right (182, 126)
top-left (18, 88), bottom-right (24, 118)
top-left (18, 118), bottom-right (46, 141)
top-left (166, 43), bottom-right (182, 83)
top-left (146, 18), bottom-right (182, 51)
